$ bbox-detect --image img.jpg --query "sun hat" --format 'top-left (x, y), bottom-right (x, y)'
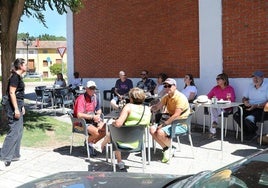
top-left (251, 70), bottom-right (264, 77)
top-left (196, 95), bottom-right (209, 103)
top-left (163, 78), bottom-right (177, 86)
top-left (86, 81), bottom-right (97, 88)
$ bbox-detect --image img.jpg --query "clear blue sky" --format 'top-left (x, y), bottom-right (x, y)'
top-left (18, 9), bottom-right (66, 37)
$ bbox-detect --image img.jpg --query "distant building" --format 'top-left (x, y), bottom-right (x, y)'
top-left (16, 40), bottom-right (67, 78)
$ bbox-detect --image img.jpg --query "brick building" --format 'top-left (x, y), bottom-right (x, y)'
top-left (66, 0), bottom-right (267, 101)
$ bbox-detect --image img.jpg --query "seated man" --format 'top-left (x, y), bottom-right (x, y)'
top-left (73, 80), bottom-right (106, 155)
top-left (150, 78), bottom-right (190, 163)
top-left (69, 72), bottom-right (83, 92)
top-left (234, 71), bottom-right (268, 140)
top-left (111, 71), bottom-right (133, 109)
top-left (136, 70), bottom-right (156, 95)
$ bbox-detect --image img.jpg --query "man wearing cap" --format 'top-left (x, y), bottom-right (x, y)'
top-left (150, 78), bottom-right (190, 163)
top-left (74, 80), bottom-right (106, 155)
top-left (111, 71), bottom-right (133, 109)
top-left (234, 70), bottom-right (268, 140)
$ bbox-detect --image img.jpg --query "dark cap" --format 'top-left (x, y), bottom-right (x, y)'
top-left (252, 70), bottom-right (264, 77)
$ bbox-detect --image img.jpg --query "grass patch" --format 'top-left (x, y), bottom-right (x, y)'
top-left (0, 111), bottom-right (71, 148)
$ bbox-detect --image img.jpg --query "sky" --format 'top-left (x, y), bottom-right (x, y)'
top-left (18, 8), bottom-right (66, 37)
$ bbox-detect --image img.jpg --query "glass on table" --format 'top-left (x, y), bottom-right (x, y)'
top-left (226, 93), bottom-right (231, 101)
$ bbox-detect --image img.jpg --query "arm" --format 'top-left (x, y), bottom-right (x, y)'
top-left (188, 92), bottom-right (196, 101)
top-left (113, 104), bottom-right (130, 127)
top-left (9, 86), bottom-right (20, 118)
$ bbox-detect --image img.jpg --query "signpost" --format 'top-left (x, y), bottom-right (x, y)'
top-left (57, 47), bottom-right (66, 74)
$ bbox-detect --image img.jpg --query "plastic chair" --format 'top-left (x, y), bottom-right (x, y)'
top-left (109, 124), bottom-right (146, 172)
top-left (258, 111), bottom-right (268, 146)
top-left (67, 111), bottom-right (90, 160)
top-left (35, 86), bottom-right (51, 109)
top-left (169, 111), bottom-right (195, 162)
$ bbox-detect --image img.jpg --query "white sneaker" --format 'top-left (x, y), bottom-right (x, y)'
top-left (117, 161), bottom-right (125, 170)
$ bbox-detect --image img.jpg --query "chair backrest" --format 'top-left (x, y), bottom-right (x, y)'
top-left (103, 87), bottom-right (115, 101)
top-left (67, 111), bottom-right (88, 135)
top-left (109, 125), bottom-right (146, 153)
top-left (170, 111), bottom-right (195, 138)
top-left (261, 111), bottom-right (268, 122)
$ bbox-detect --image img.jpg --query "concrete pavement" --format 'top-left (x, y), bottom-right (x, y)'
top-left (0, 82), bottom-right (266, 187)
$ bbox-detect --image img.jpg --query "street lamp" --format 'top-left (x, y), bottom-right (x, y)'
top-left (23, 32), bottom-right (32, 72)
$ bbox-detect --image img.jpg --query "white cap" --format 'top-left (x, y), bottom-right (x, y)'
top-left (86, 81), bottom-right (97, 88)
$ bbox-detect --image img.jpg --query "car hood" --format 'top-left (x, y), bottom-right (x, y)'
top-left (17, 171), bottom-right (188, 188)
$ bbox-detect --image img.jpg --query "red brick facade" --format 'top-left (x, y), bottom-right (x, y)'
top-left (222, 0), bottom-right (268, 77)
top-left (73, 0), bottom-right (267, 78)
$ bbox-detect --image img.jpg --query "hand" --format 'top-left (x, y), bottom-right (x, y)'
top-left (14, 109), bottom-right (20, 119)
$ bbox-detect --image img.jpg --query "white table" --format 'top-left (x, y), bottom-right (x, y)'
top-left (194, 102), bottom-right (243, 151)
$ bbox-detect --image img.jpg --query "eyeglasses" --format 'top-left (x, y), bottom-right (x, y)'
top-left (216, 77), bottom-right (222, 80)
top-left (164, 84), bottom-right (172, 88)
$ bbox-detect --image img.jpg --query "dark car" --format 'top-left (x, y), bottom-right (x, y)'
top-left (24, 72), bottom-right (42, 78)
top-left (18, 149), bottom-right (268, 188)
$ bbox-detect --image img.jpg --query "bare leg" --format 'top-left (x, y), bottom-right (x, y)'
top-left (150, 126), bottom-right (170, 148)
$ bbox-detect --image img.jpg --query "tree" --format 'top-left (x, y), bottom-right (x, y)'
top-left (0, 0), bottom-right (84, 128)
top-left (1, 0), bottom-right (83, 95)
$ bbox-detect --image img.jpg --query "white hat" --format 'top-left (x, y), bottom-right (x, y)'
top-left (86, 81), bottom-right (97, 88)
top-left (196, 95), bottom-right (208, 103)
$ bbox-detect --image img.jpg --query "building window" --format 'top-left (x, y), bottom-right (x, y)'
top-left (56, 59), bottom-right (62, 64)
top-left (43, 49), bottom-right (48, 53)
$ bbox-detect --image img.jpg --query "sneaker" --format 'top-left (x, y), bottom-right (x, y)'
top-left (161, 149), bottom-right (170, 163)
top-left (212, 121), bottom-right (218, 128)
top-left (93, 144), bottom-right (103, 153)
top-left (117, 161), bottom-right (125, 170)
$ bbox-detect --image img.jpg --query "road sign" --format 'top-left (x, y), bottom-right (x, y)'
top-left (57, 47), bottom-right (66, 58)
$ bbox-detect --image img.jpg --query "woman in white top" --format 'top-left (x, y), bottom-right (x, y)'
top-left (54, 73), bottom-right (67, 87)
top-left (181, 74), bottom-right (197, 102)
top-left (154, 73), bottom-right (168, 98)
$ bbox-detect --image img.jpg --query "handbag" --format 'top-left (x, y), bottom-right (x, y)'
top-left (1, 95), bottom-right (9, 106)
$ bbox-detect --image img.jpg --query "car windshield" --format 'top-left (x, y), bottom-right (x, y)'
top-left (186, 150), bottom-right (268, 188)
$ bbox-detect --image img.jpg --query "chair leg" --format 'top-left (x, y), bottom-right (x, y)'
top-left (112, 151), bottom-right (116, 172)
top-left (203, 116), bottom-right (206, 133)
top-left (188, 134), bottom-right (195, 158)
top-left (70, 133), bottom-right (74, 155)
top-left (177, 136), bottom-right (181, 152)
top-left (142, 143), bottom-right (146, 172)
top-left (260, 122), bottom-right (263, 146)
top-left (224, 117), bottom-right (228, 137)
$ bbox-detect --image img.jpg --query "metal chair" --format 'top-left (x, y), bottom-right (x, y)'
top-left (67, 111), bottom-right (90, 160)
top-left (109, 124), bottom-right (146, 172)
top-left (258, 111), bottom-right (268, 146)
top-left (169, 111), bottom-right (195, 162)
top-left (35, 86), bottom-right (51, 109)
top-left (54, 88), bottom-right (74, 113)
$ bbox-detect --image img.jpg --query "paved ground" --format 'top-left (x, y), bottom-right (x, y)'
top-left (0, 82), bottom-right (266, 187)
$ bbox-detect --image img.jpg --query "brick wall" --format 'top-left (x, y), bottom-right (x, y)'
top-left (73, 0), bottom-right (199, 78)
top-left (222, 0), bottom-right (268, 77)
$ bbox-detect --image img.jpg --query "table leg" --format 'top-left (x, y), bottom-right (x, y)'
top-left (238, 106), bottom-right (243, 142)
top-left (221, 110), bottom-right (224, 151)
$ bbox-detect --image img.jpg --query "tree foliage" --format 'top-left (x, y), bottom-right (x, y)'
top-left (17, 33), bottom-right (66, 41)
top-left (0, 0), bottom-right (84, 95)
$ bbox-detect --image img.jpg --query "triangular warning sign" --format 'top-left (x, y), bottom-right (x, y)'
top-left (57, 47), bottom-right (66, 58)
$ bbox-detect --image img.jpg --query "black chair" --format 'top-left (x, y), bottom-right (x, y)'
top-left (258, 111), bottom-right (268, 146)
top-left (54, 88), bottom-right (74, 113)
top-left (109, 124), bottom-right (146, 172)
top-left (103, 87), bottom-right (115, 113)
top-left (35, 86), bottom-right (51, 109)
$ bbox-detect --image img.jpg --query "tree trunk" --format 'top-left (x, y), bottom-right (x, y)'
top-left (0, 0), bottom-right (25, 131)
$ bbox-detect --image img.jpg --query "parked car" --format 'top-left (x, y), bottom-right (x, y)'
top-left (24, 72), bottom-right (42, 78)
top-left (18, 149), bottom-right (268, 188)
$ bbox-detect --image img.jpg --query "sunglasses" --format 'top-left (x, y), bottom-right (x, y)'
top-left (164, 84), bottom-right (172, 88)
top-left (216, 77), bottom-right (222, 80)
top-left (88, 87), bottom-right (96, 90)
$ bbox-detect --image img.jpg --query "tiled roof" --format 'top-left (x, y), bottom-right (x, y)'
top-left (17, 40), bottom-right (66, 49)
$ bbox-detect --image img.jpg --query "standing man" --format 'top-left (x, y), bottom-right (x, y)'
top-left (234, 70), bottom-right (268, 140)
top-left (73, 80), bottom-right (106, 155)
top-left (136, 70), bottom-right (156, 95)
top-left (150, 78), bottom-right (190, 163)
top-left (111, 71), bottom-right (133, 109)
top-left (1, 58), bottom-right (27, 168)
